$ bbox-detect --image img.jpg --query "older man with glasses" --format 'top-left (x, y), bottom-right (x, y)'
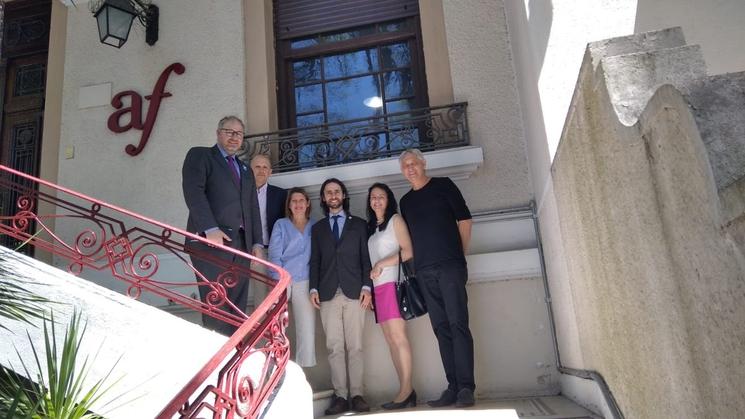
top-left (182, 115), bottom-right (264, 336)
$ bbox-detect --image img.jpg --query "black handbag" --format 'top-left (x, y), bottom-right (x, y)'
top-left (396, 253), bottom-right (427, 320)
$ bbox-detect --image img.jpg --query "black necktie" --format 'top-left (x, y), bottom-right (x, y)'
top-left (332, 215), bottom-right (341, 242)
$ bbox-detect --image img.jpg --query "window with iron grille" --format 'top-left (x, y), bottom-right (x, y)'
top-left (274, 0), bottom-right (429, 169)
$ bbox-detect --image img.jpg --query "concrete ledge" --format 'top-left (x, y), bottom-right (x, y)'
top-left (271, 146), bottom-right (484, 197)
top-left (467, 248), bottom-right (541, 283)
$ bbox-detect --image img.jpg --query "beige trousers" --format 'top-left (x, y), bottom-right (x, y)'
top-left (289, 281), bottom-right (316, 367)
top-left (319, 289), bottom-right (366, 399)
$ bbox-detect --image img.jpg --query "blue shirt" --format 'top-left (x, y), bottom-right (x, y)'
top-left (268, 217), bottom-right (313, 282)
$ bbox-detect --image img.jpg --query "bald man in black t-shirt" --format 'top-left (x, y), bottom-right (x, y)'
top-left (399, 148), bottom-right (475, 409)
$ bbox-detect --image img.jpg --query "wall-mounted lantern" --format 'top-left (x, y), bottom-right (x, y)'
top-left (90, 0), bottom-right (158, 48)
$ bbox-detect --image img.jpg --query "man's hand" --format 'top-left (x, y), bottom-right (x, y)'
top-left (205, 229), bottom-right (230, 246)
top-left (310, 292), bottom-right (321, 309)
top-left (359, 289), bottom-right (372, 310)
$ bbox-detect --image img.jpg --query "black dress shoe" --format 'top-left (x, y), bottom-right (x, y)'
top-left (324, 396), bottom-right (349, 415)
top-left (455, 388), bottom-right (475, 408)
top-left (381, 390), bottom-right (417, 410)
top-left (350, 395), bottom-right (370, 412)
top-left (427, 389), bottom-right (457, 407)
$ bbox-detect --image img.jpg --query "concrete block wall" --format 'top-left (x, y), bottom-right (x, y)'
top-left (549, 28), bottom-right (745, 418)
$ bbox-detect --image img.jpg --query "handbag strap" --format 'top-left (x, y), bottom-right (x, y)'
top-left (397, 251), bottom-right (403, 285)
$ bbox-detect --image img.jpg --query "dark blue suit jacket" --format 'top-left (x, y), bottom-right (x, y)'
top-left (265, 184), bottom-right (287, 243)
top-left (309, 214), bottom-right (372, 302)
top-left (182, 145), bottom-right (262, 250)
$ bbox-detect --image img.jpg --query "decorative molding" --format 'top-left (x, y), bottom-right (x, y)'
top-left (270, 145), bottom-right (483, 197)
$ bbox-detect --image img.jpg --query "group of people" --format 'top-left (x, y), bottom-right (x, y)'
top-left (182, 116), bottom-right (476, 415)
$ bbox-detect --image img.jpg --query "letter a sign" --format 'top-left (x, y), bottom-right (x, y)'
top-left (107, 62), bottom-right (185, 156)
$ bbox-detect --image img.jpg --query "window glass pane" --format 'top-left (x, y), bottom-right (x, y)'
top-left (381, 43), bottom-right (411, 69)
top-left (379, 19), bottom-right (409, 33)
top-left (291, 37), bottom-right (319, 49)
top-left (322, 26), bottom-right (375, 44)
top-left (383, 69), bottom-right (414, 99)
top-left (293, 59), bottom-right (322, 83)
top-left (297, 112), bottom-right (324, 128)
top-left (324, 48), bottom-right (379, 79)
top-left (295, 84), bottom-right (323, 114)
top-left (385, 98), bottom-right (415, 115)
top-left (326, 75), bottom-right (382, 123)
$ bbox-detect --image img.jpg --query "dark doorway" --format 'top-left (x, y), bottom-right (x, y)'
top-left (0, 0), bottom-right (51, 253)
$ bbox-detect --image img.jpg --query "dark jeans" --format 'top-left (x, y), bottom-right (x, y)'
top-left (187, 230), bottom-right (249, 336)
top-left (418, 263), bottom-right (475, 392)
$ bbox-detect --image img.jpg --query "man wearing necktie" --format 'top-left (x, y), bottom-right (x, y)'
top-left (182, 115), bottom-right (263, 336)
top-left (310, 178), bottom-right (373, 415)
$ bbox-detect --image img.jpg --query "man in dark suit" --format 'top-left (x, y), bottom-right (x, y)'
top-left (249, 153), bottom-right (287, 310)
top-left (309, 178), bottom-right (372, 415)
top-left (182, 115), bottom-right (263, 336)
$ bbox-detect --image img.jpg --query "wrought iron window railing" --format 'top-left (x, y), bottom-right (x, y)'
top-left (0, 164), bottom-right (290, 419)
top-left (240, 102), bottom-right (469, 172)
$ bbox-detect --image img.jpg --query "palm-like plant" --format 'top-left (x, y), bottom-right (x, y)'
top-left (0, 311), bottom-right (123, 418)
top-left (0, 249), bottom-right (52, 330)
top-left (0, 247), bottom-right (124, 418)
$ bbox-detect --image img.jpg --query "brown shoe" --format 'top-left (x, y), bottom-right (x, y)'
top-left (351, 395), bottom-right (370, 412)
top-left (324, 396), bottom-right (349, 415)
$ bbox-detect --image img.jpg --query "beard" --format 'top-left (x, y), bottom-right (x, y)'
top-left (325, 199), bottom-right (342, 211)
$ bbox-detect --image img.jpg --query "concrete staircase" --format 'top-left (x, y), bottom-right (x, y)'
top-left (0, 246), bottom-right (312, 418)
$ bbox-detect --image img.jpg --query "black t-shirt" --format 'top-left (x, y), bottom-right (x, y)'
top-left (400, 177), bottom-right (471, 270)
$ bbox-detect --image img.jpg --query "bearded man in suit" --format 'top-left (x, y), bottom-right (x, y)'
top-left (182, 115), bottom-right (263, 336)
top-left (309, 178), bottom-right (372, 415)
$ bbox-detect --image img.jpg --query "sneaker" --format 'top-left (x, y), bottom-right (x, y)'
top-left (350, 395), bottom-right (370, 412)
top-left (427, 388), bottom-right (457, 407)
top-left (455, 388), bottom-right (475, 408)
top-left (324, 396), bottom-right (349, 415)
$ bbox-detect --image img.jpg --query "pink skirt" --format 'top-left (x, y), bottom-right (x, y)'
top-left (373, 282), bottom-right (402, 323)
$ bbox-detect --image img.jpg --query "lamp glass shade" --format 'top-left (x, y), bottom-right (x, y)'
top-left (94, 0), bottom-right (136, 48)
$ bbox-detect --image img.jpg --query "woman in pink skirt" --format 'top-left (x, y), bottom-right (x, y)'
top-left (366, 182), bottom-right (416, 410)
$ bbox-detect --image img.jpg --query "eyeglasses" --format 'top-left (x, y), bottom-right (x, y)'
top-left (220, 128), bottom-right (244, 138)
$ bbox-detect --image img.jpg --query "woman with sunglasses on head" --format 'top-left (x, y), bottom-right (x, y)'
top-left (366, 182), bottom-right (416, 410)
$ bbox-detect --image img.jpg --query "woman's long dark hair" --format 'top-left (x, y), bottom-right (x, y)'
top-left (366, 182), bottom-right (398, 237)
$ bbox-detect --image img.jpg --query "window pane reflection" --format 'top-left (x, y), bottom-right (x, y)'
top-left (297, 112), bottom-right (324, 128)
top-left (383, 69), bottom-right (414, 99)
top-left (381, 43), bottom-right (411, 69)
top-left (295, 84), bottom-right (323, 114)
top-left (291, 37), bottom-right (319, 49)
top-left (324, 49), bottom-right (379, 79)
top-left (386, 98), bottom-right (415, 115)
top-left (327, 75), bottom-right (381, 122)
top-left (293, 59), bottom-right (321, 83)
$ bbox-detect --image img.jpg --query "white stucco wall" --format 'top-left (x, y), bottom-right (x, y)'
top-left (440, 0), bottom-right (533, 211)
top-left (58, 0), bottom-right (246, 229)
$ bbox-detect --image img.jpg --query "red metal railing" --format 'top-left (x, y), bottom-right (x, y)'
top-left (0, 164), bottom-right (290, 418)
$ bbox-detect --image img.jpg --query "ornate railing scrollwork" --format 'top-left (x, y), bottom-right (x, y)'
top-left (239, 102), bottom-right (469, 172)
top-left (0, 165), bottom-right (291, 419)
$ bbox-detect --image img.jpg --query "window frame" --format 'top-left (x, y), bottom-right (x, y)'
top-left (276, 16), bottom-right (429, 132)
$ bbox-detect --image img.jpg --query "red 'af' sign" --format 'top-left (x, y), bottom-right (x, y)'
top-left (107, 63), bottom-right (185, 156)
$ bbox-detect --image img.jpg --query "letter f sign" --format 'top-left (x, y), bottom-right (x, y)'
top-left (107, 62), bottom-right (185, 156)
